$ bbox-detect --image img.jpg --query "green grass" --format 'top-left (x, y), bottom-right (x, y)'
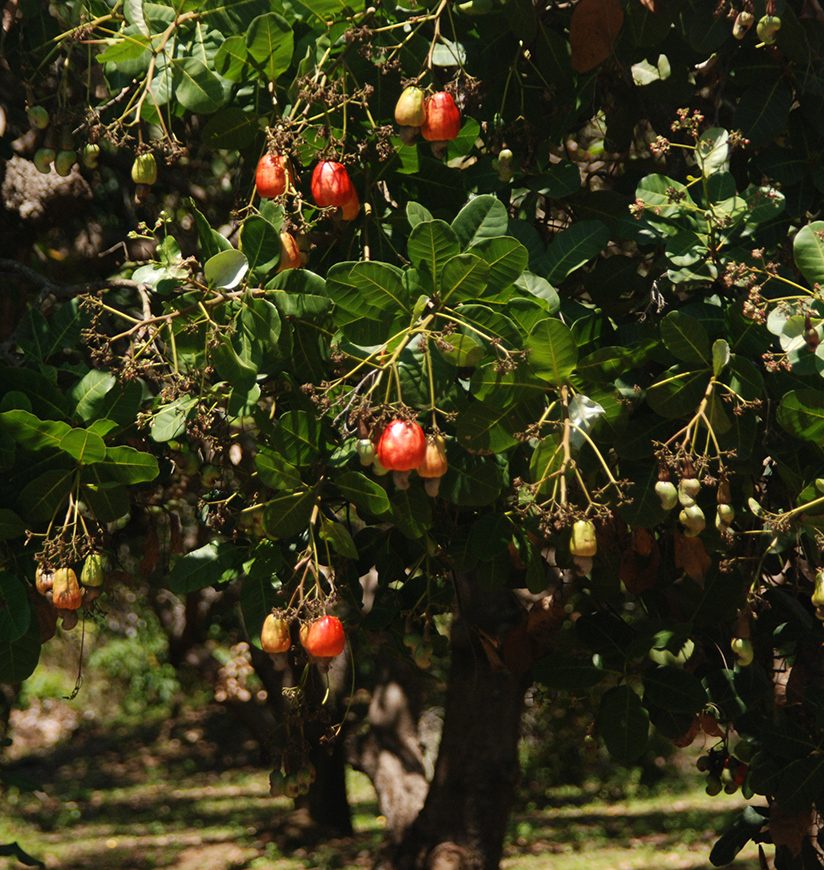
top-left (0, 711), bottom-right (763, 870)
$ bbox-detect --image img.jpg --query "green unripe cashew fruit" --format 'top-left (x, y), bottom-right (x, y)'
top-left (54, 150), bottom-right (76, 177)
top-left (81, 143), bottom-right (101, 169)
top-left (496, 147), bottom-right (514, 183)
top-left (356, 438), bottom-right (375, 467)
top-left (131, 152), bottom-right (157, 185)
top-left (812, 569), bottom-right (824, 608)
top-left (80, 552), bottom-right (107, 588)
top-left (679, 504), bottom-right (706, 533)
top-left (569, 519), bottom-right (597, 557)
top-left (655, 480), bottom-right (678, 510)
top-left (33, 148), bottom-right (56, 174)
top-left (678, 477), bottom-right (701, 507)
top-left (716, 504), bottom-right (735, 524)
top-left (27, 105), bottom-right (50, 130)
top-left (705, 775), bottom-right (722, 796)
top-left (756, 14), bottom-right (781, 44)
top-left (732, 10), bottom-right (754, 39)
top-left (731, 637), bottom-right (754, 667)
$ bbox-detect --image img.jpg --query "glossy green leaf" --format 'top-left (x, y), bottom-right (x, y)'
top-left (0, 509), bottom-right (25, 540)
top-left (0, 572), bottom-right (30, 643)
top-left (542, 220), bottom-right (609, 284)
top-left (660, 311), bottom-right (710, 367)
top-left (335, 471), bottom-right (392, 518)
top-left (0, 410), bottom-right (70, 452)
top-left (0, 621), bottom-right (40, 683)
top-left (177, 57), bottom-right (225, 114)
top-left (71, 370), bottom-right (116, 422)
top-left (597, 686), bottom-right (649, 764)
top-left (241, 216), bottom-right (281, 275)
top-left (439, 253), bottom-right (490, 305)
top-left (263, 490), bottom-right (316, 538)
top-left (472, 236), bottom-right (528, 290)
top-left (168, 541), bottom-right (242, 594)
top-left (58, 428), bottom-right (107, 464)
top-left (98, 446), bottom-right (159, 484)
top-left (246, 12), bottom-right (294, 81)
top-left (451, 195), bottom-right (509, 248)
top-left (204, 249), bottom-right (249, 290)
top-left (793, 221), bottom-right (824, 287)
top-left (525, 319), bottom-right (578, 384)
top-left (407, 220), bottom-right (460, 283)
top-left (643, 666), bottom-right (706, 714)
top-left (777, 390), bottom-right (824, 442)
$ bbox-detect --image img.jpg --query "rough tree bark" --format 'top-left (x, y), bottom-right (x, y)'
top-left (384, 574), bottom-right (533, 870)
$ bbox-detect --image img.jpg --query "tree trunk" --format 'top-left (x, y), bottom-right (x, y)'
top-left (386, 576), bottom-right (531, 870)
top-left (351, 659), bottom-right (430, 844)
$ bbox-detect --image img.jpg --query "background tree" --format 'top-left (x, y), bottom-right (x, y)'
top-left (2, 0), bottom-right (824, 868)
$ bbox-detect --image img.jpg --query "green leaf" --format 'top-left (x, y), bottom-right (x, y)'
top-left (0, 368), bottom-right (70, 419)
top-left (18, 470), bottom-right (72, 523)
top-left (0, 572), bottom-right (30, 643)
top-left (0, 410), bottom-right (71, 452)
top-left (513, 271), bottom-right (560, 312)
top-left (777, 390), bottom-right (824, 442)
top-left (0, 509), bottom-right (25, 540)
top-left (246, 12), bottom-right (294, 81)
top-left (526, 319), bottom-right (578, 384)
top-left (391, 488), bottom-right (432, 540)
top-left (793, 221), bottom-right (824, 287)
top-left (262, 490), bottom-right (316, 538)
top-left (712, 339), bottom-right (731, 377)
top-left (270, 410), bottom-right (323, 469)
top-left (597, 686), bottom-right (649, 764)
top-left (695, 127), bottom-right (729, 177)
top-left (124, 0), bottom-right (149, 35)
top-left (439, 253), bottom-right (489, 305)
top-left (98, 445), bottom-right (159, 484)
top-left (407, 201), bottom-right (434, 228)
top-left (335, 471), bottom-right (392, 518)
top-left (643, 666), bottom-right (706, 714)
top-left (0, 621), bottom-right (40, 683)
top-left (190, 201), bottom-right (232, 258)
top-left (533, 655), bottom-right (604, 690)
top-left (451, 195), bottom-right (509, 248)
top-left (542, 220), bottom-right (609, 284)
top-left (733, 77), bottom-right (792, 147)
top-left (457, 398), bottom-right (539, 453)
top-left (440, 452), bottom-right (506, 507)
top-left (776, 756), bottom-right (824, 813)
top-left (327, 261), bottom-right (411, 345)
top-left (214, 34), bottom-right (248, 81)
top-left (435, 334), bottom-right (485, 367)
top-left (58, 428), bottom-right (107, 464)
top-left (240, 297), bottom-right (282, 351)
top-left (212, 337), bottom-right (258, 390)
top-left (150, 396), bottom-right (197, 443)
top-left (176, 57), bottom-right (225, 114)
top-left (71, 370), bottom-right (116, 422)
top-left (319, 517), bottom-right (358, 558)
top-left (81, 478), bottom-right (130, 523)
top-left (168, 541), bottom-right (242, 594)
top-left (407, 220), bottom-right (460, 283)
top-left (660, 311), bottom-right (711, 367)
top-left (709, 807), bottom-right (768, 868)
top-left (646, 369), bottom-right (707, 418)
top-left (202, 107), bottom-right (258, 149)
top-left (204, 249), bottom-right (249, 290)
top-left (255, 448), bottom-right (302, 490)
top-left (472, 236), bottom-right (529, 289)
top-left (241, 216), bottom-right (281, 275)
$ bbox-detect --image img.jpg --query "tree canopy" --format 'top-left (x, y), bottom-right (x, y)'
top-left (2, 0), bottom-right (824, 866)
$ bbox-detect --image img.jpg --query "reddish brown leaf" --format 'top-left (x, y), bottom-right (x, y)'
top-left (674, 532), bottom-right (711, 583)
top-left (570, 0), bottom-right (625, 74)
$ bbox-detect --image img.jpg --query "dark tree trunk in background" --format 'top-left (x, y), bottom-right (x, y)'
top-left (387, 575), bottom-right (531, 870)
top-left (351, 660), bottom-right (430, 845)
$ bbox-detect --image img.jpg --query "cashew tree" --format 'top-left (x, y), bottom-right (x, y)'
top-left (2, 0), bottom-right (824, 867)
